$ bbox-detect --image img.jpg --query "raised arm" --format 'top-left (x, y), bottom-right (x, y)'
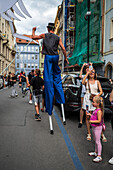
top-left (32, 27), bottom-right (45, 40)
top-left (82, 71), bottom-right (90, 85)
top-left (59, 38), bottom-right (69, 64)
top-left (79, 63), bottom-right (87, 78)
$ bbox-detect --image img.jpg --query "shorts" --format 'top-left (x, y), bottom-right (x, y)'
top-left (33, 95), bottom-right (41, 106)
top-left (81, 92), bottom-right (86, 98)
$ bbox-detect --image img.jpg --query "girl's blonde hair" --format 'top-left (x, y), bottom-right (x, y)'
top-left (94, 96), bottom-right (104, 116)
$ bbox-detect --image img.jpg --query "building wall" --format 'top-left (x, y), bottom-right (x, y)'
top-left (0, 17), bottom-right (15, 75)
top-left (57, 1), bottom-right (65, 71)
top-left (15, 43), bottom-right (39, 76)
top-left (39, 45), bottom-right (44, 77)
top-left (104, 0), bottom-right (113, 79)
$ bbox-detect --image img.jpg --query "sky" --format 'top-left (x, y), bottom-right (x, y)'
top-left (14, 0), bottom-right (62, 36)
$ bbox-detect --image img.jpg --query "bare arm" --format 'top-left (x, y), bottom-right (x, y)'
top-left (97, 80), bottom-right (103, 96)
top-left (59, 38), bottom-right (69, 64)
top-left (32, 27), bottom-right (45, 40)
top-left (82, 71), bottom-right (90, 85)
top-left (79, 63), bottom-right (87, 78)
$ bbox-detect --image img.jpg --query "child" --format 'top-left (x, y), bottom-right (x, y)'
top-left (30, 69), bottom-right (44, 121)
top-left (87, 96), bottom-right (104, 162)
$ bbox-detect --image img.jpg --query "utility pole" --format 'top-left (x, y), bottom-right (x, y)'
top-left (87, 0), bottom-right (90, 63)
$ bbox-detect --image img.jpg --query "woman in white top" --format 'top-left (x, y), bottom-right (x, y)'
top-left (82, 68), bottom-right (103, 141)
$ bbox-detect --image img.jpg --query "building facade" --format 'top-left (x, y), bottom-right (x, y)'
top-left (0, 17), bottom-right (16, 75)
top-left (55, 0), bottom-right (76, 72)
top-left (15, 35), bottom-right (39, 75)
top-left (104, 0), bottom-right (113, 79)
top-left (39, 44), bottom-right (44, 77)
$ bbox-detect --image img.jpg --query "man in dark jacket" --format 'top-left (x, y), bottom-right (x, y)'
top-left (30, 69), bottom-right (44, 121)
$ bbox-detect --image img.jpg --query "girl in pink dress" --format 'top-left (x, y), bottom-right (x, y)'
top-left (87, 96), bottom-right (104, 163)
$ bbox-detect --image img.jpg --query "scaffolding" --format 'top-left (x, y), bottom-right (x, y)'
top-left (65, 0), bottom-right (76, 57)
top-left (69, 0), bottom-right (103, 66)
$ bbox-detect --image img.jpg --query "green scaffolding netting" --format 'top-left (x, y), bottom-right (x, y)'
top-left (69, 0), bottom-right (103, 66)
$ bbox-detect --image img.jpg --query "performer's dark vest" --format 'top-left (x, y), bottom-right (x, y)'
top-left (42, 33), bottom-right (60, 55)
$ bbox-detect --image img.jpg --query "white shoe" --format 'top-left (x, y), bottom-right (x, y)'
top-left (93, 156), bottom-right (102, 162)
top-left (108, 157), bottom-right (113, 165)
top-left (88, 152), bottom-right (97, 157)
top-left (29, 100), bottom-right (32, 104)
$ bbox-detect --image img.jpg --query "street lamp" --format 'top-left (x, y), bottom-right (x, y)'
top-left (78, 0), bottom-right (96, 63)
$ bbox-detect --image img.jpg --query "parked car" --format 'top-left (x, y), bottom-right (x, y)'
top-left (0, 75), bottom-right (4, 89)
top-left (62, 73), bottom-right (113, 116)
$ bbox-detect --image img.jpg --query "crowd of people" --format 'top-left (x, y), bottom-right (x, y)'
top-left (6, 63), bottom-right (113, 164)
top-left (1, 22), bottom-right (113, 165)
top-left (78, 62), bottom-right (113, 164)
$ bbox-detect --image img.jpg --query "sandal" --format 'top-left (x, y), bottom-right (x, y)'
top-left (101, 134), bottom-right (107, 142)
top-left (41, 108), bottom-right (44, 112)
top-left (87, 134), bottom-right (91, 141)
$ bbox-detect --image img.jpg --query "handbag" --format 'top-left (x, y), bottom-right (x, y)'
top-left (102, 123), bottom-right (106, 131)
top-left (90, 93), bottom-right (96, 101)
top-left (88, 81), bottom-right (96, 101)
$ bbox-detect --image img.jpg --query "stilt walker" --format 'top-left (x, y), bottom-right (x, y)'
top-left (32, 23), bottom-right (69, 134)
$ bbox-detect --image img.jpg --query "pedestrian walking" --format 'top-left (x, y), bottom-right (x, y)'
top-left (9, 73), bottom-right (18, 98)
top-left (8, 72), bottom-right (11, 87)
top-left (82, 68), bottom-right (103, 141)
top-left (32, 22), bottom-right (69, 133)
top-left (20, 71), bottom-right (26, 93)
top-left (30, 69), bottom-right (44, 121)
top-left (27, 70), bottom-right (34, 104)
top-left (88, 96), bottom-right (104, 163)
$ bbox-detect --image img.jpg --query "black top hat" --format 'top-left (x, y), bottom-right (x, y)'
top-left (47, 23), bottom-right (55, 29)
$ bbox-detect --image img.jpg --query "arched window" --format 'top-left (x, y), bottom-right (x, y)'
top-left (107, 65), bottom-right (112, 79)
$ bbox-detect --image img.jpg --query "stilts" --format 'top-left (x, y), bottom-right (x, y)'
top-left (61, 104), bottom-right (66, 125)
top-left (49, 115), bottom-right (54, 134)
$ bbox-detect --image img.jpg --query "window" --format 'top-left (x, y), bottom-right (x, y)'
top-left (20, 54), bottom-right (23, 60)
top-left (28, 64), bottom-right (30, 68)
top-left (24, 54), bottom-right (27, 60)
top-left (35, 55), bottom-right (38, 60)
top-left (36, 47), bottom-right (39, 52)
top-left (32, 46), bottom-right (34, 51)
top-left (21, 46), bottom-right (23, 51)
top-left (28, 46), bottom-right (30, 51)
top-left (28, 55), bottom-right (30, 60)
top-left (111, 18), bottom-right (113, 39)
top-left (32, 55), bottom-right (34, 59)
top-left (17, 63), bottom-right (19, 68)
top-left (31, 64), bottom-right (34, 68)
top-left (17, 55), bottom-right (19, 59)
top-left (20, 63), bottom-right (23, 68)
top-left (35, 64), bottom-right (38, 68)
top-left (24, 64), bottom-right (27, 68)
